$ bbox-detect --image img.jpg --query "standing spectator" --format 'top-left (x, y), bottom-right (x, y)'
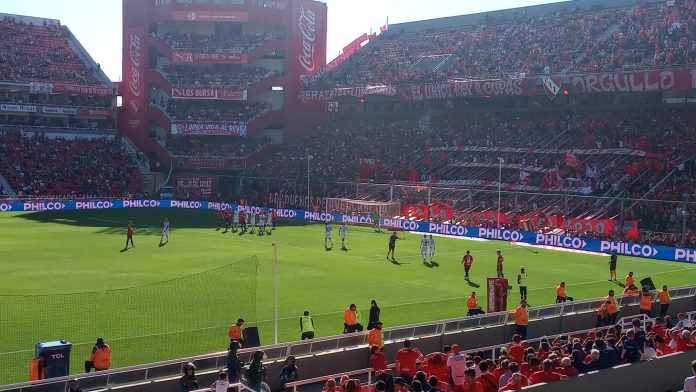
top-left (89, 338), bottom-right (111, 372)
top-left (658, 285), bottom-right (671, 317)
top-left (370, 345), bottom-right (388, 372)
top-left (396, 339), bottom-right (424, 382)
top-left (368, 321), bottom-right (384, 347)
top-left (279, 356), bottom-right (299, 391)
top-left (246, 351), bottom-right (267, 392)
top-left (639, 287), bottom-right (655, 317)
top-left (211, 371), bottom-right (229, 392)
top-left (179, 362), bottom-right (199, 392)
top-left (226, 342), bottom-right (242, 383)
top-left (513, 300), bottom-right (528, 339)
top-left (228, 318), bottom-right (245, 347)
top-left (475, 362), bottom-right (497, 392)
top-left (605, 290), bottom-right (619, 325)
top-left (684, 360), bottom-right (696, 392)
top-left (517, 267), bottom-right (528, 301)
top-left (447, 344), bottom-right (468, 389)
top-left (343, 304), bottom-right (363, 333)
top-left (368, 299), bottom-right (381, 330)
top-left (300, 310), bottom-right (314, 340)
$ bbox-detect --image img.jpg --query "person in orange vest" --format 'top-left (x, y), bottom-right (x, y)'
top-left (29, 353), bottom-right (48, 381)
top-left (658, 285), bottom-right (671, 317)
top-left (228, 318), bottom-right (245, 348)
top-left (625, 272), bottom-right (635, 288)
top-left (596, 300), bottom-right (611, 327)
top-left (513, 300), bottom-right (528, 339)
top-left (605, 289), bottom-right (619, 325)
top-left (555, 282), bottom-right (573, 303)
top-left (466, 292), bottom-right (484, 316)
top-left (624, 284), bottom-right (640, 295)
top-left (639, 286), bottom-right (654, 317)
top-left (368, 321), bottom-right (383, 347)
top-left (343, 304), bottom-right (363, 333)
top-left (89, 338), bottom-right (112, 371)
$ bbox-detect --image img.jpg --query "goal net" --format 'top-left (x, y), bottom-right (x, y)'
top-left (325, 198), bottom-right (401, 219)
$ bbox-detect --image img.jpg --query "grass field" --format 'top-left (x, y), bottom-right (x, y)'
top-left (2, 208), bottom-right (696, 384)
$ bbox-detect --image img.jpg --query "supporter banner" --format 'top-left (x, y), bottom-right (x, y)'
top-left (432, 179), bottom-right (586, 193)
top-left (264, 192), bottom-right (328, 209)
top-left (449, 162), bottom-right (554, 173)
top-left (52, 84), bottom-right (114, 97)
top-left (171, 123), bottom-right (247, 137)
top-left (173, 156), bottom-right (239, 170)
top-left (429, 146), bottom-right (666, 158)
top-left (42, 106), bottom-right (77, 115)
top-left (172, 51), bottom-right (248, 64)
top-left (171, 87), bottom-right (247, 100)
top-left (29, 82), bottom-right (53, 94)
top-left (171, 10), bottom-right (248, 22)
top-left (172, 176), bottom-right (216, 199)
top-left (0, 198), bottom-right (693, 263)
top-left (81, 107), bottom-right (114, 117)
top-left (569, 67), bottom-right (696, 94)
top-left (0, 104), bottom-right (36, 113)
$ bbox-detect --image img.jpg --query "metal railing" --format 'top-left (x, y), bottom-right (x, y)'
top-left (2, 284), bottom-right (695, 391)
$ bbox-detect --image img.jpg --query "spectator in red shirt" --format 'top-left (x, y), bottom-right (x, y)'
top-left (475, 361), bottom-right (497, 392)
top-left (507, 335), bottom-right (525, 365)
top-left (421, 351), bottom-right (448, 383)
top-left (396, 340), bottom-right (424, 382)
top-left (529, 359), bottom-right (568, 385)
top-left (322, 379), bottom-right (344, 392)
top-left (370, 346), bottom-right (388, 372)
top-left (674, 330), bottom-right (696, 352)
top-left (499, 372), bottom-right (528, 391)
top-left (555, 357), bottom-right (579, 377)
top-left (461, 368), bottom-right (483, 392)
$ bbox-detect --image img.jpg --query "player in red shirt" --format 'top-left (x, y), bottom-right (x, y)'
top-left (395, 340), bottom-right (424, 381)
top-left (216, 209), bottom-right (224, 230)
top-left (462, 250), bottom-right (473, 280)
top-left (224, 208), bottom-right (232, 232)
top-left (496, 251), bottom-right (504, 278)
top-left (125, 221), bottom-right (134, 249)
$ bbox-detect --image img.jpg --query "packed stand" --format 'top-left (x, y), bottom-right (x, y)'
top-left (0, 89), bottom-right (113, 108)
top-left (161, 64), bottom-right (274, 88)
top-left (161, 31), bottom-right (277, 52)
top-left (0, 131), bottom-right (140, 197)
top-left (0, 16), bottom-right (101, 85)
top-left (308, 1), bottom-right (696, 89)
top-left (166, 135), bottom-right (270, 157)
top-left (167, 100), bottom-right (272, 122)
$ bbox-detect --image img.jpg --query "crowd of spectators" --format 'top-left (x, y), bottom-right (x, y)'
top-left (161, 31), bottom-right (277, 52)
top-left (309, 1), bottom-right (696, 89)
top-left (161, 64), bottom-right (274, 88)
top-left (0, 16), bottom-right (101, 85)
top-left (0, 131), bottom-right (140, 197)
top-left (166, 135), bottom-right (270, 158)
top-left (167, 100), bottom-right (272, 122)
top-left (0, 89), bottom-right (113, 108)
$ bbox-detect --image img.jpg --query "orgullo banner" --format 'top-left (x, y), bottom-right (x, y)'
top-left (569, 67), bottom-right (696, 94)
top-left (171, 10), bottom-right (248, 22)
top-left (174, 156), bottom-right (239, 170)
top-left (171, 122), bottom-right (247, 137)
top-left (173, 175), bottom-right (216, 199)
top-left (171, 87), bottom-right (247, 100)
top-left (172, 51), bottom-right (248, 64)
top-left (0, 198), bottom-right (693, 263)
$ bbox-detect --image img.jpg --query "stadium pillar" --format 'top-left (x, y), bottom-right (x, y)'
top-left (307, 155), bottom-right (312, 209)
top-left (497, 158), bottom-right (503, 228)
top-left (468, 188), bottom-right (472, 209)
top-left (389, 185), bottom-right (393, 202)
top-left (682, 209), bottom-right (689, 247)
top-left (427, 186), bottom-right (432, 205)
top-left (619, 199), bottom-right (624, 222)
top-left (273, 241), bottom-right (279, 344)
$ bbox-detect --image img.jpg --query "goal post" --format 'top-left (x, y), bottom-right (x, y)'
top-left (325, 198), bottom-right (401, 219)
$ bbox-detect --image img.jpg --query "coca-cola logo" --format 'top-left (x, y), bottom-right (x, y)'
top-left (128, 32), bottom-right (142, 113)
top-left (298, 5), bottom-right (316, 73)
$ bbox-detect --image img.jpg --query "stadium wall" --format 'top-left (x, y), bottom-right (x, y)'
top-left (2, 199), bottom-right (696, 263)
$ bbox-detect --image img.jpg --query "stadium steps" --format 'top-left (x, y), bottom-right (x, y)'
top-left (0, 173), bottom-right (17, 198)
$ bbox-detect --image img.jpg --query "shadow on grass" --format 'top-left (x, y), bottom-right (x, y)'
top-left (390, 258), bottom-right (408, 266)
top-left (466, 280), bottom-right (481, 288)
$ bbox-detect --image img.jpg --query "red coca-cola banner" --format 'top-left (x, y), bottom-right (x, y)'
top-left (171, 122), bottom-right (247, 137)
top-left (171, 87), bottom-right (247, 100)
top-left (81, 107), bottom-right (115, 117)
top-left (299, 67), bottom-right (696, 102)
top-left (174, 156), bottom-right (239, 170)
top-left (52, 83), bottom-right (114, 97)
top-left (172, 51), bottom-right (248, 64)
top-left (173, 175), bottom-right (217, 199)
top-left (291, 0), bottom-right (328, 101)
top-left (400, 204), bottom-right (639, 238)
top-left (171, 10), bottom-right (248, 22)
top-left (122, 25), bottom-right (147, 130)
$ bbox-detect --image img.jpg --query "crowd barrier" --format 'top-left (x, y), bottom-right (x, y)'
top-left (2, 198), bottom-right (696, 263)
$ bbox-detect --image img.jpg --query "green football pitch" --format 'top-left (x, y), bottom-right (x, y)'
top-left (2, 208), bottom-right (696, 384)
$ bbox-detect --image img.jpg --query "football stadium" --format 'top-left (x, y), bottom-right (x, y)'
top-left (2, 0), bottom-right (696, 391)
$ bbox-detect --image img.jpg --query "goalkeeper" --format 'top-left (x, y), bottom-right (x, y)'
top-left (370, 212), bottom-right (381, 232)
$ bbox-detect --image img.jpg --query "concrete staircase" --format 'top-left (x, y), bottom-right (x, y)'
top-left (0, 173), bottom-right (18, 198)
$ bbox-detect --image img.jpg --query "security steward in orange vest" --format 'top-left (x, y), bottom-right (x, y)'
top-left (29, 353), bottom-right (48, 381)
top-left (467, 292), bottom-right (484, 316)
top-left (555, 282), bottom-right (573, 303)
top-left (88, 338), bottom-right (112, 371)
top-left (639, 287), bottom-right (654, 317)
top-left (513, 300), bottom-right (529, 339)
top-left (368, 321), bottom-right (384, 347)
top-left (228, 318), bottom-right (245, 348)
top-left (658, 285), bottom-right (671, 318)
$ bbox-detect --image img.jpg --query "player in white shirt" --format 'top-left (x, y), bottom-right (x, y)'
top-left (211, 371), bottom-right (229, 392)
top-left (324, 222), bottom-right (333, 249)
top-left (258, 213), bottom-right (266, 236)
top-left (160, 217), bottom-right (169, 245)
top-left (684, 359), bottom-right (696, 392)
top-left (266, 211), bottom-right (273, 235)
top-left (249, 210), bottom-right (257, 234)
top-left (339, 223), bottom-right (348, 250)
top-left (232, 209), bottom-right (240, 232)
top-left (428, 234), bottom-right (436, 261)
top-left (420, 235), bottom-right (429, 263)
